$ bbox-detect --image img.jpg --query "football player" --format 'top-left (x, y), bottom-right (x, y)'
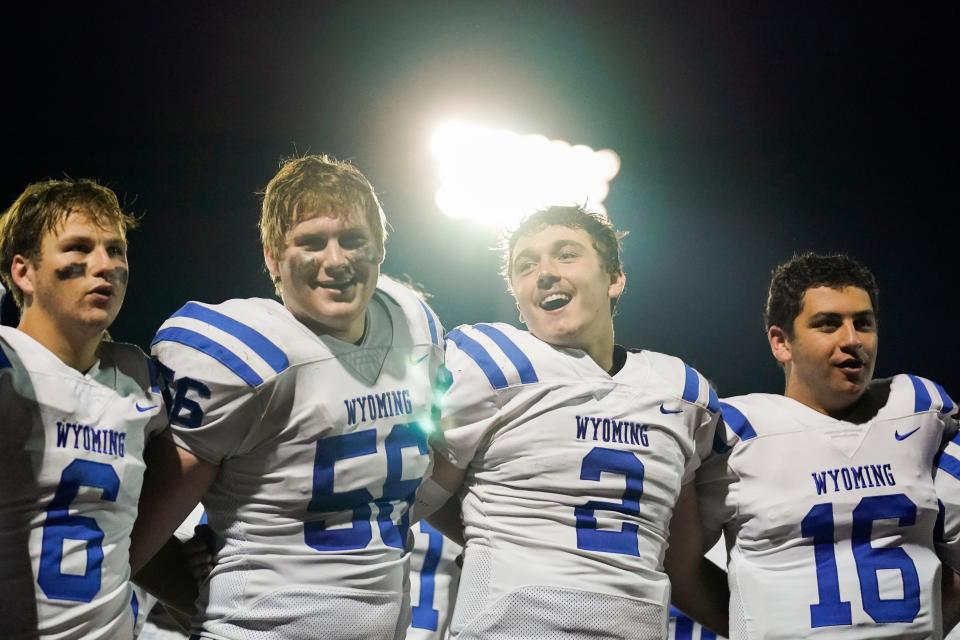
top-left (129, 155), bottom-right (443, 640)
top-left (699, 252), bottom-right (960, 639)
top-left (0, 179), bottom-right (166, 639)
top-left (423, 204), bottom-right (728, 638)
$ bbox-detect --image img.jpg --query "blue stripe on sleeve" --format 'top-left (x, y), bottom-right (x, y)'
top-left (152, 327), bottom-right (263, 387)
top-left (417, 300), bottom-right (439, 346)
top-left (0, 344), bottom-right (11, 369)
top-left (719, 402), bottom-right (757, 442)
top-left (473, 324), bottom-right (538, 384)
top-left (171, 302), bottom-right (288, 373)
top-left (446, 329), bottom-right (508, 390)
top-left (199, 510), bottom-right (208, 525)
top-left (681, 364), bottom-right (700, 403)
top-left (707, 386), bottom-right (720, 414)
top-left (933, 381), bottom-right (956, 415)
top-left (939, 452), bottom-right (960, 481)
top-left (909, 374), bottom-right (933, 413)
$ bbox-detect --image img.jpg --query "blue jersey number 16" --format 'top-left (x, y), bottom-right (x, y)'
top-left (801, 493), bottom-right (921, 627)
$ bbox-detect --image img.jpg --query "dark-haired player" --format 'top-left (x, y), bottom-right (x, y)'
top-left (700, 252), bottom-right (959, 639)
top-left (424, 204), bottom-right (728, 639)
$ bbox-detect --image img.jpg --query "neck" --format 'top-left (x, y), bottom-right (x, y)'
top-left (583, 326), bottom-right (616, 373)
top-left (18, 310), bottom-right (101, 372)
top-left (290, 308), bottom-right (367, 344)
top-left (783, 379), bottom-right (870, 421)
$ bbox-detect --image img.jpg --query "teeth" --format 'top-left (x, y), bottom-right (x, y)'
top-left (540, 293), bottom-right (571, 310)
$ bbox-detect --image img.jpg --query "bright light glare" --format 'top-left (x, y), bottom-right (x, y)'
top-left (430, 121), bottom-right (621, 227)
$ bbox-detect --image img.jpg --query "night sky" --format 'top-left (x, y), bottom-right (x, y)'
top-left (3, 2), bottom-right (956, 396)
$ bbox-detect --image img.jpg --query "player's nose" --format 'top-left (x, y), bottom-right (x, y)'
top-left (88, 245), bottom-right (114, 275)
top-left (838, 320), bottom-right (863, 350)
top-left (324, 241), bottom-right (349, 268)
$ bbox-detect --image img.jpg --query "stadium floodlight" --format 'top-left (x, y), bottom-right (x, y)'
top-left (430, 121), bottom-right (621, 227)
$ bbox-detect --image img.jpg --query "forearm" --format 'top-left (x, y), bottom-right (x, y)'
top-left (132, 537), bottom-right (199, 621)
top-left (667, 557), bottom-right (730, 637)
top-left (425, 495), bottom-right (465, 546)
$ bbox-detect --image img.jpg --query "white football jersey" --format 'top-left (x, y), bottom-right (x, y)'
top-left (702, 375), bottom-right (958, 640)
top-left (0, 326), bottom-right (167, 640)
top-left (151, 277), bottom-right (443, 640)
top-left (434, 322), bottom-right (719, 639)
top-left (407, 521), bottom-right (462, 640)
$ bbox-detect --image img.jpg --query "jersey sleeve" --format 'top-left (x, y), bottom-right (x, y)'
top-left (674, 361), bottom-right (722, 485)
top-left (151, 327), bottom-right (266, 465)
top-left (431, 326), bottom-right (502, 469)
top-left (695, 400), bottom-right (753, 550)
top-left (932, 385), bottom-right (960, 569)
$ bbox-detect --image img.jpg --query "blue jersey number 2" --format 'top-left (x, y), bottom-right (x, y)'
top-left (801, 493), bottom-right (921, 628)
top-left (305, 423), bottom-right (429, 552)
top-left (38, 459), bottom-right (121, 602)
top-left (574, 447), bottom-right (645, 557)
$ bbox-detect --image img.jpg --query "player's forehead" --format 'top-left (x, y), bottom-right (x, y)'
top-left (511, 224), bottom-right (593, 259)
top-left (46, 207), bottom-right (126, 244)
top-left (798, 285), bottom-right (874, 317)
top-left (288, 206), bottom-right (370, 237)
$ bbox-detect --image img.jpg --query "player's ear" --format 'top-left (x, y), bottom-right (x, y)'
top-left (9, 254), bottom-right (35, 300)
top-left (263, 247), bottom-right (279, 280)
top-left (768, 325), bottom-right (792, 364)
top-left (608, 269), bottom-right (626, 300)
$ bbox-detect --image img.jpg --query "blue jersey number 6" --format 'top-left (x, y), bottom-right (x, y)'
top-left (38, 459), bottom-right (121, 602)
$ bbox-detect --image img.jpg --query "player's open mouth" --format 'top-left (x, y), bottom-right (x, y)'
top-left (835, 357), bottom-right (864, 376)
top-left (539, 293), bottom-right (571, 311)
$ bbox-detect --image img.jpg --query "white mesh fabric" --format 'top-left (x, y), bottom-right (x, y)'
top-left (204, 589), bottom-right (403, 640)
top-left (452, 586), bottom-right (666, 640)
top-left (728, 571), bottom-right (749, 640)
top-left (450, 546), bottom-right (492, 635)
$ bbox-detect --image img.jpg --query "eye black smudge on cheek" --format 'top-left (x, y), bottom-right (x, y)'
top-left (348, 245), bottom-right (380, 267)
top-left (55, 263), bottom-right (86, 280)
top-left (291, 254), bottom-right (319, 281)
top-left (110, 267), bottom-right (130, 287)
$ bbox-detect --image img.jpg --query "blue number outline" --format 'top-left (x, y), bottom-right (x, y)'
top-left (410, 521), bottom-right (444, 630)
top-left (802, 493), bottom-right (921, 628)
top-left (38, 459), bottom-right (121, 602)
top-left (574, 447), bottom-right (645, 557)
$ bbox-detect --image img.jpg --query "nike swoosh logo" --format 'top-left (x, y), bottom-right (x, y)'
top-left (895, 427), bottom-right (920, 441)
top-left (659, 403), bottom-right (683, 415)
top-left (136, 403), bottom-right (159, 413)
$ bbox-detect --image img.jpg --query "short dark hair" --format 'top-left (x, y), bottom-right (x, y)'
top-left (502, 204), bottom-right (626, 312)
top-left (764, 252), bottom-right (879, 336)
top-left (502, 204), bottom-right (625, 282)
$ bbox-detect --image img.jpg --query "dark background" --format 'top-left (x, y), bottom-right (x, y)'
top-left (2, 2), bottom-right (956, 396)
